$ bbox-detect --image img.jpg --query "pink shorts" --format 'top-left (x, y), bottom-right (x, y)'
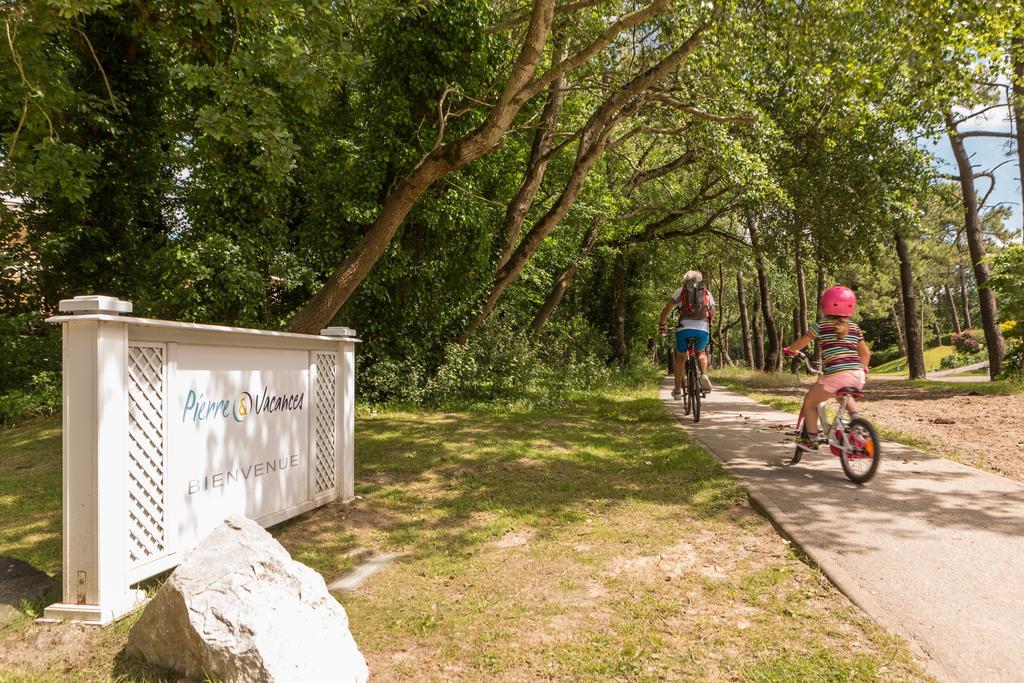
top-left (818, 369), bottom-right (865, 394)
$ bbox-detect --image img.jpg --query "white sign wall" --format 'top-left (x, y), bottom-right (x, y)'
top-left (43, 296), bottom-right (357, 625)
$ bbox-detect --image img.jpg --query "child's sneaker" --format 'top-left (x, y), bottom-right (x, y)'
top-left (671, 388), bottom-right (682, 400)
top-left (797, 433), bottom-right (821, 452)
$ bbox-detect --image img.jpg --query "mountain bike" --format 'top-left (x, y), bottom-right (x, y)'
top-left (681, 337), bottom-right (705, 422)
top-left (660, 330), bottom-right (705, 423)
top-left (787, 350), bottom-right (881, 484)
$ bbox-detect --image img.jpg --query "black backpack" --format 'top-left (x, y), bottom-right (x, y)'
top-left (677, 280), bottom-right (710, 321)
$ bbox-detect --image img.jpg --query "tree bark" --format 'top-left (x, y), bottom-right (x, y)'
top-left (736, 272), bottom-right (754, 368)
top-left (529, 221), bottom-right (599, 333)
top-left (794, 234), bottom-right (808, 335)
top-left (946, 114), bottom-right (1006, 376)
top-left (789, 308), bottom-right (801, 373)
top-left (612, 255), bottom-right (628, 365)
top-left (943, 283), bottom-right (962, 334)
top-left (752, 307), bottom-right (764, 370)
top-left (958, 260), bottom-right (973, 330)
top-left (895, 230), bottom-right (926, 378)
top-left (774, 316), bottom-right (785, 370)
top-left (496, 39), bottom-right (568, 270)
top-left (456, 18), bottom-right (714, 343)
top-left (814, 262), bottom-right (825, 365)
top-left (748, 215), bottom-right (779, 371)
top-left (891, 303), bottom-right (907, 357)
top-left (1013, 42), bottom-right (1024, 243)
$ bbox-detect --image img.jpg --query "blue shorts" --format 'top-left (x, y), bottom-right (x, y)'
top-left (675, 329), bottom-right (710, 353)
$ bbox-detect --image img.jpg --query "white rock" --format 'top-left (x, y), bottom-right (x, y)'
top-left (126, 516), bottom-right (368, 683)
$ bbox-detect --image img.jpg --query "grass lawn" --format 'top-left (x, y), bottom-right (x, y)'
top-left (872, 345), bottom-right (954, 375)
top-left (0, 382), bottom-right (925, 681)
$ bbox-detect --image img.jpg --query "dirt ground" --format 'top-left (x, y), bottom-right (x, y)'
top-left (742, 378), bottom-right (1024, 483)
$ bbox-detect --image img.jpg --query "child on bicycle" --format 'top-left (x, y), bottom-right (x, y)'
top-left (782, 286), bottom-right (871, 452)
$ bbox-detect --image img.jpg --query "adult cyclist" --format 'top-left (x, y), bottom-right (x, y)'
top-left (658, 270), bottom-right (715, 400)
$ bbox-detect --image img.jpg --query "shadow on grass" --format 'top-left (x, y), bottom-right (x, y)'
top-left (0, 416), bottom-right (62, 576)
top-left (277, 391), bottom-right (746, 576)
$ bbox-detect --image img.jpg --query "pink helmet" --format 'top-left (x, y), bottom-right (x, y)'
top-left (821, 286), bottom-right (856, 317)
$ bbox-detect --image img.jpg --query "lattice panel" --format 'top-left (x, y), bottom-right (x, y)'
top-left (127, 344), bottom-right (167, 567)
top-left (314, 353), bottom-right (337, 495)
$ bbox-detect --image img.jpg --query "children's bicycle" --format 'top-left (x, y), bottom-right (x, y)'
top-left (788, 351), bottom-right (881, 484)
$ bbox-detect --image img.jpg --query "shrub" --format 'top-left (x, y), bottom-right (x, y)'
top-left (1001, 341), bottom-right (1024, 380)
top-left (870, 344), bottom-right (902, 367)
top-left (359, 357), bottom-right (427, 404)
top-left (939, 350), bottom-right (987, 370)
top-left (950, 329), bottom-right (982, 354)
top-left (0, 371), bottom-right (61, 425)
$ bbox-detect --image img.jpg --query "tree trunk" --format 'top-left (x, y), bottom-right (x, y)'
top-left (895, 230), bottom-right (926, 378)
top-left (814, 262), bottom-right (825, 365)
top-left (789, 308), bottom-right (801, 373)
top-left (612, 255), bottom-right (628, 365)
top-left (947, 115), bottom-right (1006, 376)
top-left (1013, 43), bottom-right (1024, 244)
top-left (919, 287), bottom-right (926, 350)
top-left (775, 317), bottom-right (785, 370)
top-left (496, 39), bottom-right (568, 270)
top-left (737, 272), bottom-right (754, 368)
top-left (530, 221), bottom-right (600, 333)
top-left (943, 283), bottom-right (962, 334)
top-left (933, 321), bottom-right (942, 347)
top-left (752, 309), bottom-right (764, 370)
top-left (958, 260), bottom-right (973, 330)
top-left (457, 23), bottom-right (713, 343)
top-left (892, 304), bottom-right (907, 357)
top-left (794, 234), bottom-right (808, 335)
top-left (720, 326), bottom-right (733, 366)
top-left (714, 262), bottom-right (726, 368)
top-left (748, 215), bottom-right (779, 371)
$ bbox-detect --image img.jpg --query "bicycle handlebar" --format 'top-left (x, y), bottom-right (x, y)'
top-left (786, 349), bottom-right (823, 376)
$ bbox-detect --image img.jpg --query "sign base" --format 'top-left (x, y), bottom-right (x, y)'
top-left (40, 589), bottom-right (147, 626)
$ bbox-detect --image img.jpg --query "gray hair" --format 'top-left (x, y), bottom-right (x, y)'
top-left (684, 270), bottom-right (703, 283)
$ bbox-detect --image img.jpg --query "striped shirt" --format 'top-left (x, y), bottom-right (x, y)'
top-left (809, 319), bottom-right (864, 375)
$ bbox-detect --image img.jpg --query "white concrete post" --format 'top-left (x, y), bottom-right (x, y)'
top-left (43, 296), bottom-right (145, 625)
top-left (321, 327), bottom-right (359, 502)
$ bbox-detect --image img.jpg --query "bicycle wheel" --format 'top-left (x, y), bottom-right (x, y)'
top-left (688, 358), bottom-right (701, 423)
top-left (682, 368), bottom-right (691, 415)
top-left (791, 422), bottom-right (806, 464)
top-left (840, 418), bottom-right (881, 484)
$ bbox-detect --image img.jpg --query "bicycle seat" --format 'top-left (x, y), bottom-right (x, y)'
top-left (835, 387), bottom-right (863, 399)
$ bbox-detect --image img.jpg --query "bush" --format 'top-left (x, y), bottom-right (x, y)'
top-left (939, 350), bottom-right (987, 370)
top-left (870, 344), bottom-right (902, 367)
top-left (357, 313), bottom-right (651, 408)
top-left (0, 371), bottom-right (61, 425)
top-left (1000, 341), bottom-right (1024, 380)
top-left (359, 357), bottom-right (427, 404)
top-left (950, 329), bottom-right (982, 354)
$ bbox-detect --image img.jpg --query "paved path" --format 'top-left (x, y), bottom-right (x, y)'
top-left (875, 360), bottom-right (991, 383)
top-left (661, 379), bottom-right (1024, 682)
top-left (929, 360), bottom-right (990, 377)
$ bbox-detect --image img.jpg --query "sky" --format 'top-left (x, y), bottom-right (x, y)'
top-left (921, 96), bottom-right (1024, 244)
